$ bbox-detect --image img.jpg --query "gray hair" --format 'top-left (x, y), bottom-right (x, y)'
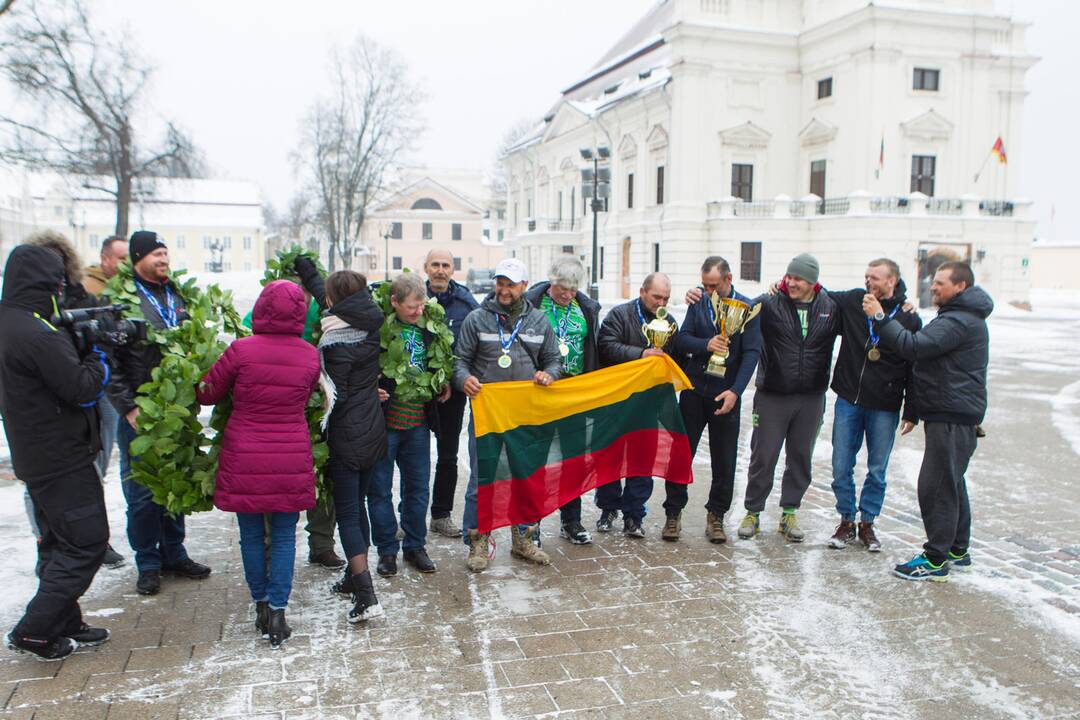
top-left (548, 255), bottom-right (586, 292)
top-left (390, 272), bottom-right (428, 303)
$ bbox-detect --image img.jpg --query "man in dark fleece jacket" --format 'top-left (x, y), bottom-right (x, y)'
top-left (825, 258), bottom-right (922, 553)
top-left (666, 256), bottom-right (760, 544)
top-left (864, 261), bottom-right (992, 582)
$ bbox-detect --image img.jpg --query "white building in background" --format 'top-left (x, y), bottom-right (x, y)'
top-left (0, 169), bottom-right (265, 274)
top-left (503, 0), bottom-right (1038, 305)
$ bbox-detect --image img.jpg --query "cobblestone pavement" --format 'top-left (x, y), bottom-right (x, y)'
top-left (1, 307), bottom-right (1079, 719)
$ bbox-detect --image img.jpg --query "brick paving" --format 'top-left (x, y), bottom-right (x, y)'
top-left (1, 310), bottom-right (1079, 718)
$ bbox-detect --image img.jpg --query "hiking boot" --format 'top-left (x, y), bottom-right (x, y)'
top-left (560, 522), bottom-right (592, 545)
top-left (737, 513), bottom-right (760, 539)
top-left (623, 517), bottom-right (646, 539)
top-left (705, 512), bottom-right (726, 544)
top-left (858, 521), bottom-right (881, 553)
top-left (430, 516), bottom-right (462, 538)
top-left (102, 544), bottom-right (125, 569)
top-left (348, 571), bottom-right (384, 623)
top-left (596, 510), bottom-right (618, 533)
top-left (308, 550), bottom-right (346, 569)
top-left (331, 568), bottom-right (354, 596)
top-left (163, 558), bottom-right (211, 579)
top-left (6, 632), bottom-right (76, 662)
top-left (136, 570), bottom-right (161, 596)
top-left (376, 554), bottom-right (397, 577)
top-left (828, 520), bottom-right (857, 549)
top-left (661, 514), bottom-right (681, 542)
top-left (511, 525), bottom-right (551, 565)
top-left (267, 608), bottom-right (291, 649)
top-left (403, 548), bottom-right (437, 573)
top-left (255, 601), bottom-right (270, 638)
top-left (894, 552), bottom-right (949, 582)
top-left (466, 531), bottom-right (490, 573)
top-left (779, 512), bottom-right (804, 543)
top-left (948, 550), bottom-right (972, 570)
top-left (63, 623), bottom-right (110, 647)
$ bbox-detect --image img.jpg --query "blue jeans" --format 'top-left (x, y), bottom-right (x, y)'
top-left (830, 396), bottom-right (900, 522)
top-left (594, 477), bottom-right (654, 522)
top-left (369, 424), bottom-right (430, 556)
top-left (236, 512), bottom-right (298, 609)
top-left (329, 460), bottom-right (372, 559)
top-left (118, 419), bottom-right (188, 571)
top-left (461, 411), bottom-right (533, 544)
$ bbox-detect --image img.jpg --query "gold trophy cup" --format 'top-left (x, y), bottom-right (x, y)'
top-left (642, 306), bottom-right (677, 349)
top-left (705, 295), bottom-right (761, 377)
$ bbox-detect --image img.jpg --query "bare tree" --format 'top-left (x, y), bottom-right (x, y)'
top-left (491, 117), bottom-right (540, 196)
top-left (0, 0), bottom-right (202, 237)
top-left (294, 35), bottom-right (424, 271)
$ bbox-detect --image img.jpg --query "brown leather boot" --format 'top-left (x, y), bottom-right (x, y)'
top-left (858, 521), bottom-right (882, 552)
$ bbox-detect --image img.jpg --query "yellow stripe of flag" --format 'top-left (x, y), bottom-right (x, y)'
top-left (472, 355), bottom-right (692, 437)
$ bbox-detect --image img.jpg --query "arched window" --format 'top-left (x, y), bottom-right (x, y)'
top-left (410, 197), bottom-right (443, 210)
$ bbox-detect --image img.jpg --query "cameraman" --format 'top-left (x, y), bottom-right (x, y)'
top-left (107, 231), bottom-right (211, 596)
top-left (24, 231), bottom-right (126, 568)
top-left (0, 245), bottom-right (112, 661)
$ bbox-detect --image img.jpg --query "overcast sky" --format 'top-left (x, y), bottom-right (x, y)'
top-left (28, 1), bottom-right (1080, 244)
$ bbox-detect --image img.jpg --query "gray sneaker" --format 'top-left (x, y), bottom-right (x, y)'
top-left (430, 516), bottom-right (462, 538)
top-left (779, 512), bottom-right (804, 543)
top-left (737, 513), bottom-right (760, 539)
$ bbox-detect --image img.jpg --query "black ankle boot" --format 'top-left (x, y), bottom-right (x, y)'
top-left (267, 608), bottom-right (291, 649)
top-left (331, 567), bottom-right (354, 596)
top-left (347, 570), bottom-right (384, 624)
top-left (255, 601), bottom-right (270, 638)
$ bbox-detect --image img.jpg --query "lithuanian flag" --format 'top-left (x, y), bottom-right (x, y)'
top-left (471, 355), bottom-right (694, 533)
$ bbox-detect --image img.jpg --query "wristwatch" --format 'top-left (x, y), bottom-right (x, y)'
top-left (873, 310), bottom-right (885, 322)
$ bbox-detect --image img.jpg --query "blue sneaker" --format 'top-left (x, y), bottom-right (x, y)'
top-left (947, 550), bottom-right (972, 570)
top-left (893, 552), bottom-right (949, 582)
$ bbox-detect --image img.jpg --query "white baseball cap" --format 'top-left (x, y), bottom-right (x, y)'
top-left (494, 257), bottom-right (528, 283)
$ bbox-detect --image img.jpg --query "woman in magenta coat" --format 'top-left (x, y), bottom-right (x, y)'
top-left (197, 280), bottom-right (320, 649)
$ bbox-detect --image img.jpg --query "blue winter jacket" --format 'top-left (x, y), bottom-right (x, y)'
top-left (675, 286), bottom-right (762, 399)
top-left (427, 279), bottom-right (479, 348)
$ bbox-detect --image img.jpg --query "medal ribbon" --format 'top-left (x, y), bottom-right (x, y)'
top-left (497, 313), bottom-right (526, 355)
top-left (867, 304), bottom-right (901, 347)
top-left (555, 300), bottom-right (574, 342)
top-left (402, 325), bottom-right (425, 369)
top-left (136, 279), bottom-right (178, 328)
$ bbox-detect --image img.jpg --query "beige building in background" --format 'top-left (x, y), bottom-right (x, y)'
top-left (362, 172), bottom-right (505, 282)
top-left (0, 169), bottom-right (265, 275)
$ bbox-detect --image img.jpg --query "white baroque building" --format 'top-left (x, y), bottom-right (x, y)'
top-left (503, 0), bottom-right (1038, 306)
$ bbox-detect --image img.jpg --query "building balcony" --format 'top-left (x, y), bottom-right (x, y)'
top-left (708, 192), bottom-right (1029, 220)
top-left (506, 217), bottom-right (586, 247)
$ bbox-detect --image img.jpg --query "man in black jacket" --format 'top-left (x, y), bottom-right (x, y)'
top-left (524, 255), bottom-right (602, 545)
top-left (739, 254), bottom-right (841, 543)
top-left (667, 257), bottom-right (761, 544)
top-left (0, 245), bottom-right (112, 660)
top-left (865, 261), bottom-right (992, 582)
top-left (423, 249), bottom-right (479, 538)
top-left (826, 259), bottom-right (921, 553)
top-left (108, 231), bottom-right (211, 596)
top-left (595, 272), bottom-right (677, 538)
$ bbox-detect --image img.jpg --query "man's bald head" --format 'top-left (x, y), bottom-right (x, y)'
top-left (424, 248), bottom-right (455, 292)
top-left (639, 272), bottom-right (671, 314)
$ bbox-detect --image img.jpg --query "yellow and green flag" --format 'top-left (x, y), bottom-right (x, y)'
top-left (471, 355), bottom-right (694, 533)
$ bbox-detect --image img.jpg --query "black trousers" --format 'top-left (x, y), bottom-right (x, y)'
top-left (431, 389), bottom-right (468, 520)
top-left (919, 422), bottom-right (976, 565)
top-left (14, 465), bottom-right (108, 641)
top-left (664, 391), bottom-right (741, 518)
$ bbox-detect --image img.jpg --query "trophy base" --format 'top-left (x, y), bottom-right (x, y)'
top-left (705, 355), bottom-right (729, 378)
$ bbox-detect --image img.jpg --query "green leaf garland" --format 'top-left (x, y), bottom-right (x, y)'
top-left (104, 262), bottom-right (246, 515)
top-left (372, 274), bottom-right (456, 404)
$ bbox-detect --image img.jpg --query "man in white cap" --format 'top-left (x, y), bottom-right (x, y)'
top-left (453, 257), bottom-right (564, 572)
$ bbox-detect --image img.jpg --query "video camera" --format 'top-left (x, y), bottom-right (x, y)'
top-left (51, 304), bottom-right (148, 354)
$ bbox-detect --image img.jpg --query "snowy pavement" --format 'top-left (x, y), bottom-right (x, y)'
top-left (0, 287), bottom-right (1078, 719)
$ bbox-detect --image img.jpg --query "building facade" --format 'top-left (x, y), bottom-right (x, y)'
top-left (0, 169), bottom-right (265, 275)
top-left (503, 0), bottom-right (1038, 305)
top-left (360, 170), bottom-right (505, 282)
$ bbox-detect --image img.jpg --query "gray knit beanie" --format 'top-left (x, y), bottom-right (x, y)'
top-left (786, 253), bottom-right (820, 285)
